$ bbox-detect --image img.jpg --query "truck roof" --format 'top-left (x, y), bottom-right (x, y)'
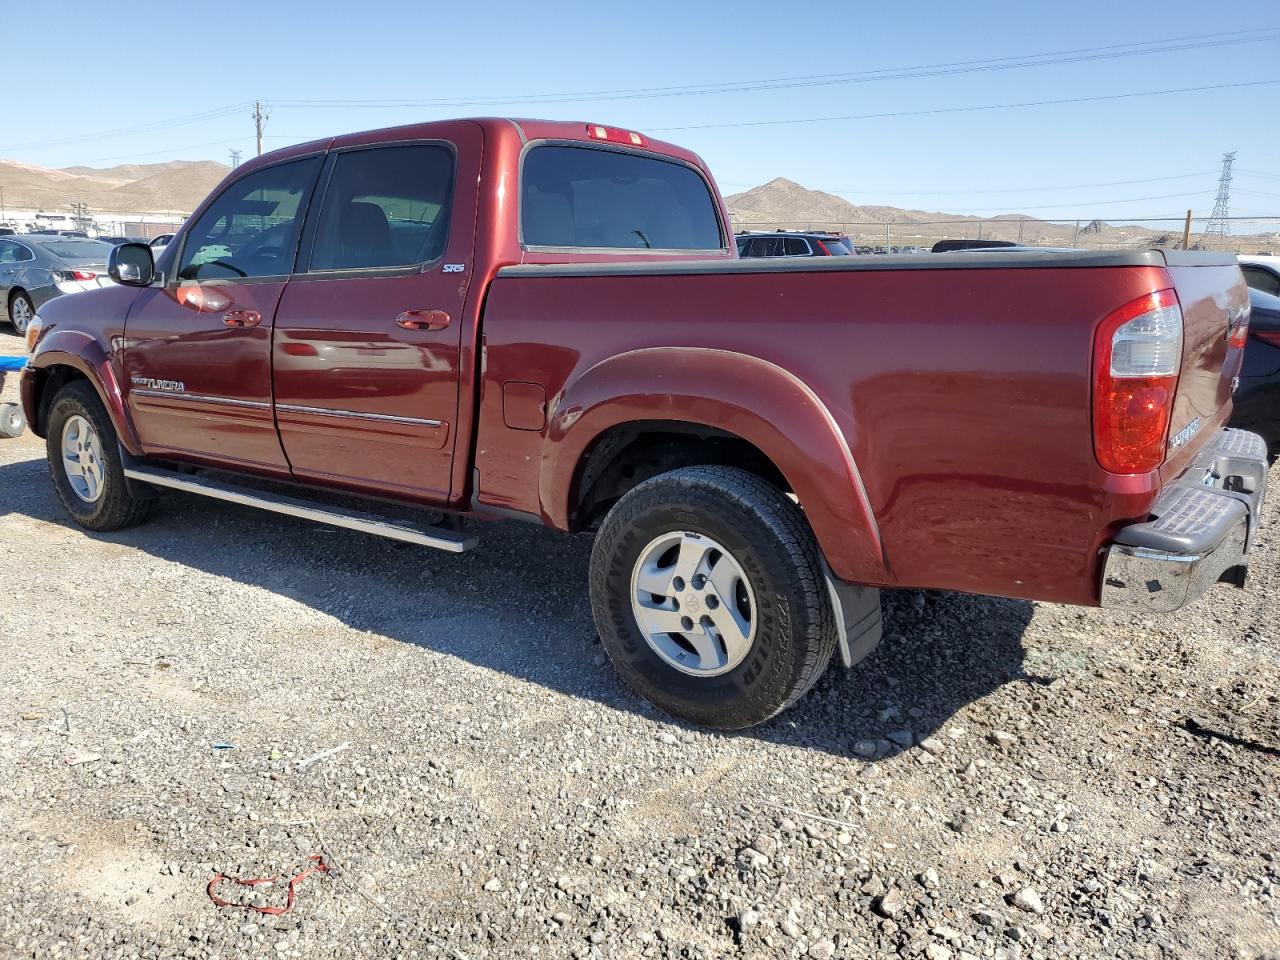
top-left (240, 117), bottom-right (709, 175)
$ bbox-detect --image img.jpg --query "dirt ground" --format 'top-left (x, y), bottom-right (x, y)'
top-left (1, 326), bottom-right (1278, 959)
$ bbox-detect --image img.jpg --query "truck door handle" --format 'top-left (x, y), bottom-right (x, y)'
top-left (223, 309), bottom-right (262, 328)
top-left (396, 309), bottom-right (450, 331)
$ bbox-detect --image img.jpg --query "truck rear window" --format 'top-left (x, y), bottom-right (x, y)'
top-left (522, 145), bottom-right (723, 251)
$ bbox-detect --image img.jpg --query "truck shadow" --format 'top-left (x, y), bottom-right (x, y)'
top-left (0, 453), bottom-right (1039, 760)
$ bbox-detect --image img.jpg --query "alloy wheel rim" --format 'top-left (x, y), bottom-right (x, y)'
top-left (11, 297), bottom-right (31, 333)
top-left (629, 531), bottom-right (757, 677)
top-left (61, 415), bottom-right (105, 503)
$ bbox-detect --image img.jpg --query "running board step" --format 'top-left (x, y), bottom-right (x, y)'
top-left (123, 466), bottom-right (477, 553)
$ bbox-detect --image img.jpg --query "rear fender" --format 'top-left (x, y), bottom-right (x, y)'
top-left (26, 329), bottom-right (141, 454)
top-left (542, 347), bottom-right (888, 584)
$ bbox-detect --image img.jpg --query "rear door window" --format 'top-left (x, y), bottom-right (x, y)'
top-left (1243, 265), bottom-right (1280, 297)
top-left (522, 145), bottom-right (723, 250)
top-left (783, 237), bottom-right (810, 256)
top-left (308, 145), bottom-right (455, 271)
top-left (177, 157), bottom-right (321, 281)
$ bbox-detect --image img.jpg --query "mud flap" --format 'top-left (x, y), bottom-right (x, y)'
top-left (821, 561), bottom-right (882, 668)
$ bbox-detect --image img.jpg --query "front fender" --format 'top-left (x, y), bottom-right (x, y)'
top-left (24, 329), bottom-right (141, 453)
top-left (542, 347), bottom-right (888, 585)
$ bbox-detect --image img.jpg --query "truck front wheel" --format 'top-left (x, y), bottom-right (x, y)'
top-left (589, 466), bottom-right (837, 729)
top-left (46, 381), bottom-right (152, 531)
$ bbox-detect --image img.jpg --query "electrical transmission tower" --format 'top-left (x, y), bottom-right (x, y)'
top-left (229, 149), bottom-right (242, 168)
top-left (1203, 151), bottom-right (1236, 240)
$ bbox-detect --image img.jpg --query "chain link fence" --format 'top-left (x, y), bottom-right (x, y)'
top-left (729, 215), bottom-right (1280, 255)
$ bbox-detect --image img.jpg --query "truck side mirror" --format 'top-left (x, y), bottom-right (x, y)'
top-left (109, 242), bottom-right (156, 287)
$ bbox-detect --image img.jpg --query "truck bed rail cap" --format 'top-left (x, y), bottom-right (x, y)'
top-left (499, 249), bottom-right (1184, 279)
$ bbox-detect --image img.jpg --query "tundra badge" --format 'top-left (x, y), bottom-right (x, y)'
top-left (131, 376), bottom-right (186, 393)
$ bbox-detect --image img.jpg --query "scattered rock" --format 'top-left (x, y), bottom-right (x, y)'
top-left (887, 729), bottom-right (915, 748)
top-left (1009, 887), bottom-right (1044, 915)
top-left (875, 886), bottom-right (905, 918)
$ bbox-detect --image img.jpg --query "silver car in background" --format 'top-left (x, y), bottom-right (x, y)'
top-left (0, 235), bottom-right (116, 333)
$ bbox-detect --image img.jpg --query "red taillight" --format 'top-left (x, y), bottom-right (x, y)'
top-left (1230, 309), bottom-right (1250, 350)
top-left (1092, 288), bottom-right (1183, 474)
top-left (71, 270), bottom-right (96, 281)
top-left (585, 124), bottom-right (647, 147)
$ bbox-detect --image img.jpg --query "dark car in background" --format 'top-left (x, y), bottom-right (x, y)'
top-left (736, 230), bottom-right (855, 257)
top-left (0, 235), bottom-right (115, 334)
top-left (1240, 256), bottom-right (1280, 297)
top-left (932, 238), bottom-right (1019, 253)
top-left (96, 236), bottom-right (151, 246)
top-left (1231, 286), bottom-right (1280, 455)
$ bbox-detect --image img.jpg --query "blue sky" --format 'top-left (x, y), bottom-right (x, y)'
top-left (6, 0), bottom-right (1279, 222)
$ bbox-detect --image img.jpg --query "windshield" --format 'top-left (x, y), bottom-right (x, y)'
top-left (522, 145), bottom-right (723, 250)
top-left (42, 240), bottom-right (113, 259)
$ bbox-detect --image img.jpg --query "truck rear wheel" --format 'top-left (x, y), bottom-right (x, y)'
top-left (589, 466), bottom-right (836, 729)
top-left (46, 381), bottom-right (152, 531)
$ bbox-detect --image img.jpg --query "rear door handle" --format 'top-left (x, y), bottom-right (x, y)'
top-left (396, 309), bottom-right (450, 331)
top-left (223, 309), bottom-right (262, 328)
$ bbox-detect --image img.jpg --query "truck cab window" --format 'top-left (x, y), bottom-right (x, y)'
top-left (308, 145), bottom-right (455, 271)
top-left (177, 157), bottom-right (320, 282)
top-left (522, 145), bottom-right (723, 251)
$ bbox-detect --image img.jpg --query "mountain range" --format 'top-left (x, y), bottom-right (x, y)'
top-left (1, 160), bottom-right (1273, 252)
top-left (0, 159), bottom-right (230, 215)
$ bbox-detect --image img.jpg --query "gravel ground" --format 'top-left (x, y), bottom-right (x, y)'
top-left (2, 326), bottom-right (1279, 959)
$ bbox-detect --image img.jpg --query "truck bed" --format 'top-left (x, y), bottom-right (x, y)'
top-left (477, 249), bottom-right (1246, 606)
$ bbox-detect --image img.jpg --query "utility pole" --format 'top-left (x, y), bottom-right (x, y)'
top-left (1203, 151), bottom-right (1236, 243)
top-left (1182, 209), bottom-right (1193, 249)
top-left (0, 185), bottom-right (5, 221)
top-left (1017, 218), bottom-right (1025, 244)
top-left (229, 149), bottom-right (243, 169)
top-left (252, 101), bottom-right (269, 157)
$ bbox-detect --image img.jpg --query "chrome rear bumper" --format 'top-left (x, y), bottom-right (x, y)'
top-left (1101, 428), bottom-right (1268, 613)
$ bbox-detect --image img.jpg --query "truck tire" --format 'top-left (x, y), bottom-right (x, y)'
top-left (589, 465), bottom-right (837, 729)
top-left (45, 380), bottom-right (152, 531)
top-left (0, 402), bottom-right (25, 438)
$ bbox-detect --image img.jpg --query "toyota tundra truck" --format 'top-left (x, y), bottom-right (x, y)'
top-left (21, 118), bottom-right (1268, 729)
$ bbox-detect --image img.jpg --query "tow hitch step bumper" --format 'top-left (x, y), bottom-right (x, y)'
top-left (1100, 428), bottom-right (1268, 613)
top-left (123, 465), bottom-right (477, 553)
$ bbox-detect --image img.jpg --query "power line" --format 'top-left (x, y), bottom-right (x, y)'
top-left (719, 170), bottom-right (1219, 196)
top-left (69, 137), bottom-right (252, 165)
top-left (732, 215), bottom-right (1280, 226)
top-left (650, 79), bottom-right (1280, 132)
top-left (893, 190), bottom-right (1212, 215)
top-left (3, 103), bottom-right (251, 153)
top-left (270, 29), bottom-right (1280, 108)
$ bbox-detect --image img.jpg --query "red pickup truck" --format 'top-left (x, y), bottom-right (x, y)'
top-left (21, 118), bottom-right (1268, 729)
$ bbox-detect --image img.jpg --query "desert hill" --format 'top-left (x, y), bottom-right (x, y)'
top-left (0, 159), bottom-right (230, 215)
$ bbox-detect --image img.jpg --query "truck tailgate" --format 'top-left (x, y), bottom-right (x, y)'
top-left (1160, 252), bottom-right (1251, 480)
